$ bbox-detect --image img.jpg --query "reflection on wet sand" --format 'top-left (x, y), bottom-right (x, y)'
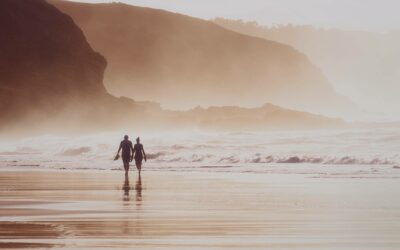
top-left (122, 174), bottom-right (143, 203)
top-left (0, 170), bottom-right (399, 249)
top-left (135, 175), bottom-right (142, 202)
top-left (122, 175), bottom-right (130, 202)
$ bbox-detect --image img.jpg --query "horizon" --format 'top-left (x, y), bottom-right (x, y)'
top-left (66, 0), bottom-right (400, 33)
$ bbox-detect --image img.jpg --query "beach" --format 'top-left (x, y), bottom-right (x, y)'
top-left (1, 168), bottom-right (399, 249)
top-left (2, 0), bottom-right (400, 249)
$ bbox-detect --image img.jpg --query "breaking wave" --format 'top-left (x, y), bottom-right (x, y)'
top-left (61, 147), bottom-right (91, 156)
top-left (142, 151), bottom-right (398, 165)
top-left (1, 128), bottom-right (399, 174)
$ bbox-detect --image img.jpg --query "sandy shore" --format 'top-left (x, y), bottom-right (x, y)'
top-left (0, 169), bottom-right (399, 249)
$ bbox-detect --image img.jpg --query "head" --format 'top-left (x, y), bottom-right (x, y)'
top-left (124, 135), bottom-right (128, 140)
top-left (136, 137), bottom-right (140, 143)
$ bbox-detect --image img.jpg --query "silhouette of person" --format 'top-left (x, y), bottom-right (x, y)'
top-left (132, 137), bottom-right (147, 176)
top-left (122, 174), bottom-right (130, 202)
top-left (116, 135), bottom-right (134, 176)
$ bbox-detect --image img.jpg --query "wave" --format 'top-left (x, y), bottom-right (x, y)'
top-left (272, 156), bottom-right (395, 165)
top-left (146, 152), bottom-right (166, 159)
top-left (1, 129), bottom-right (399, 173)
top-left (0, 151), bottom-right (38, 155)
top-left (60, 147), bottom-right (91, 156)
top-left (143, 151), bottom-right (398, 165)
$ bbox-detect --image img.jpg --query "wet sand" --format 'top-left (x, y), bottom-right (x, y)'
top-left (0, 169), bottom-right (399, 249)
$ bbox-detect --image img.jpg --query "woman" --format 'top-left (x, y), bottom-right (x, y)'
top-left (132, 137), bottom-right (147, 176)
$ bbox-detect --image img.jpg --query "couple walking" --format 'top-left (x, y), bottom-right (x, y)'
top-left (116, 135), bottom-right (147, 176)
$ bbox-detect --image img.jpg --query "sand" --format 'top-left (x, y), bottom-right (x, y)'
top-left (0, 169), bottom-right (399, 249)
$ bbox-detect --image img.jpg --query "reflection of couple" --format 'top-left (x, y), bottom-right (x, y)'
top-left (123, 174), bottom-right (142, 202)
top-left (116, 135), bottom-right (147, 177)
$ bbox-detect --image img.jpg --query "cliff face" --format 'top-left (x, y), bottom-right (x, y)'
top-left (0, 0), bottom-right (139, 132)
top-left (0, 0), bottom-right (106, 100)
top-left (213, 19), bottom-right (400, 117)
top-left (0, 0), bottom-right (345, 136)
top-left (50, 0), bottom-right (354, 117)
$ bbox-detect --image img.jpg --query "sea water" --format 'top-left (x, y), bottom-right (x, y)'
top-left (0, 128), bottom-right (399, 178)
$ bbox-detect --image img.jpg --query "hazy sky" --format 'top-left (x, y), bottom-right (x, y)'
top-left (69, 0), bottom-right (400, 32)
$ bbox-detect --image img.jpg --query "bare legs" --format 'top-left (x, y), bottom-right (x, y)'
top-left (124, 162), bottom-right (129, 177)
top-left (125, 158), bottom-right (142, 177)
top-left (136, 162), bottom-right (142, 177)
top-left (124, 162), bottom-right (141, 177)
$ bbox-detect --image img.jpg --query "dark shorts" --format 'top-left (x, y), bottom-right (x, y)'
top-left (122, 154), bottom-right (130, 164)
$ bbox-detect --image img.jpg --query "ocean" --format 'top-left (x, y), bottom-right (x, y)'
top-left (1, 128), bottom-right (399, 178)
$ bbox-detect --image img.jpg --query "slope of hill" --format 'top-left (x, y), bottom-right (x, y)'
top-left (0, 0), bottom-right (145, 134)
top-left (0, 0), bottom-right (348, 136)
top-left (49, 0), bottom-right (355, 117)
top-left (213, 18), bottom-right (400, 117)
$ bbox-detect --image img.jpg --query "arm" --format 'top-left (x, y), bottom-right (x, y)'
top-left (142, 145), bottom-right (147, 162)
top-left (132, 144), bottom-right (136, 159)
top-left (130, 142), bottom-right (134, 161)
top-left (117, 142), bottom-right (122, 155)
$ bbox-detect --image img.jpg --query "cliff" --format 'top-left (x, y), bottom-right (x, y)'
top-left (50, 0), bottom-right (354, 117)
top-left (0, 0), bottom-right (348, 136)
top-left (0, 0), bottom-right (146, 133)
top-left (213, 18), bottom-right (399, 117)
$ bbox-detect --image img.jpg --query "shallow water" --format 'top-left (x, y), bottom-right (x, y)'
top-left (0, 128), bottom-right (399, 178)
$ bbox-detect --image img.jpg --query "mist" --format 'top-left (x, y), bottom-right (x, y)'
top-left (69, 0), bottom-right (400, 32)
top-left (1, 0), bottom-right (399, 138)
top-left (213, 19), bottom-right (400, 120)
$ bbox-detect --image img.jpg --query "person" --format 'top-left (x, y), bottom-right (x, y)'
top-left (132, 137), bottom-right (147, 176)
top-left (116, 135), bottom-right (134, 176)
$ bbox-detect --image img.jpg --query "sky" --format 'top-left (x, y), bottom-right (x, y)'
top-left (68, 0), bottom-right (400, 32)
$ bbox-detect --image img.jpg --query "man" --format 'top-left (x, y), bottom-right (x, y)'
top-left (116, 135), bottom-right (134, 176)
top-left (133, 137), bottom-right (147, 176)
